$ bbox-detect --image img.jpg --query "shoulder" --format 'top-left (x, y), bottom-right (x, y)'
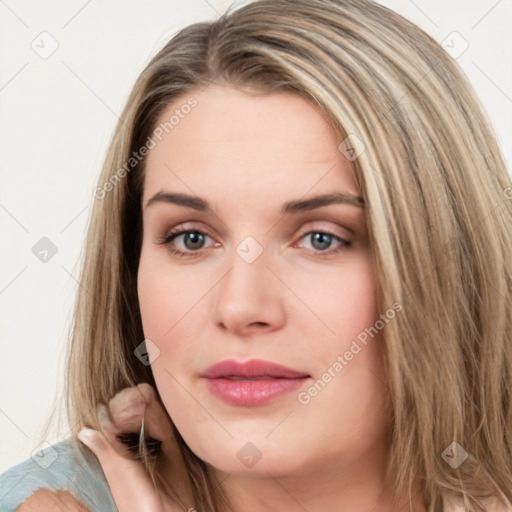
top-left (0, 438), bottom-right (117, 512)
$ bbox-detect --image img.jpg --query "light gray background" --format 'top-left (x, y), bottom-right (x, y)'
top-left (1, 0), bottom-right (511, 473)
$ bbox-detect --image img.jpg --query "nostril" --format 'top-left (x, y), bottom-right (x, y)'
top-left (251, 322), bottom-right (269, 328)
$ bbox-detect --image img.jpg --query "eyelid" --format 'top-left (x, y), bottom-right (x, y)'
top-left (156, 220), bottom-right (354, 260)
top-left (294, 220), bottom-right (352, 240)
top-left (157, 222), bottom-right (217, 248)
top-left (159, 220), bottom-right (352, 243)
top-left (158, 221), bottom-right (214, 239)
top-left (292, 227), bottom-right (352, 254)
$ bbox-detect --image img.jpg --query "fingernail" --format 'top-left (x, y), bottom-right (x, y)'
top-left (78, 428), bottom-right (97, 448)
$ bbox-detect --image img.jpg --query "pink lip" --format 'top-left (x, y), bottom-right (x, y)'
top-left (200, 359), bottom-right (311, 406)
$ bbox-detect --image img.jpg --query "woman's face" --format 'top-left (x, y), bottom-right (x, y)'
top-left (137, 84), bottom-right (392, 480)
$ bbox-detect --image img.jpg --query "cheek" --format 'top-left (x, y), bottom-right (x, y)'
top-left (137, 249), bottom-right (206, 342)
top-left (290, 253), bottom-right (378, 346)
top-left (136, 250), bottom-right (216, 393)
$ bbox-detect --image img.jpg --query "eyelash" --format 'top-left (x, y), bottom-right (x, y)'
top-left (155, 225), bottom-right (352, 258)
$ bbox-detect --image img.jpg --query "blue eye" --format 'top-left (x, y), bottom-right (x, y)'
top-left (156, 229), bottom-right (214, 257)
top-left (297, 231), bottom-right (351, 254)
top-left (156, 228), bottom-right (352, 258)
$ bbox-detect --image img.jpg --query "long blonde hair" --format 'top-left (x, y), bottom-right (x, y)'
top-left (42, 0), bottom-right (512, 510)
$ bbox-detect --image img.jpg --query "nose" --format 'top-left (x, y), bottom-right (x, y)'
top-left (212, 246), bottom-right (286, 337)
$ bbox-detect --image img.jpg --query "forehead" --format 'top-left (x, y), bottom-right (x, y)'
top-left (142, 85), bottom-right (359, 205)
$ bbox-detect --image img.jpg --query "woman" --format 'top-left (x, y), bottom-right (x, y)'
top-left (1, 0), bottom-right (511, 510)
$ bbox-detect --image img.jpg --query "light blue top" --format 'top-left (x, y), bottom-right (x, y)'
top-left (0, 438), bottom-right (117, 511)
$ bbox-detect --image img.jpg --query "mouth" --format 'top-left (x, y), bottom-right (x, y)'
top-left (200, 358), bottom-right (310, 379)
top-left (222, 376), bottom-right (285, 381)
top-left (200, 359), bottom-right (311, 406)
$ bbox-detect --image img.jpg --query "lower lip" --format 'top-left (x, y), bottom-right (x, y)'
top-left (203, 377), bottom-right (309, 406)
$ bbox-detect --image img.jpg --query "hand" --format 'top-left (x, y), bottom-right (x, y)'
top-left (78, 383), bottom-right (195, 512)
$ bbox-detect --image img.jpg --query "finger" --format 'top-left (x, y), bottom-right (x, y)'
top-left (107, 384), bottom-right (177, 460)
top-left (77, 427), bottom-right (167, 512)
top-left (97, 403), bottom-right (138, 459)
top-left (99, 386), bottom-right (196, 509)
top-left (136, 383), bottom-right (174, 444)
top-left (135, 384), bottom-right (189, 479)
top-left (115, 384), bottom-right (194, 504)
top-left (107, 384), bottom-right (172, 443)
top-left (97, 385), bottom-right (163, 458)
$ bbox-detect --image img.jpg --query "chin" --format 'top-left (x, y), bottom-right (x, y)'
top-left (191, 437), bottom-right (309, 478)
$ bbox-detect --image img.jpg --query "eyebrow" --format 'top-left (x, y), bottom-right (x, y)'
top-left (144, 190), bottom-right (365, 214)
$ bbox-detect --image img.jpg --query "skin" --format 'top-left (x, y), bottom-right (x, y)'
top-left (133, 84), bottom-right (425, 511)
top-left (17, 489), bottom-right (90, 511)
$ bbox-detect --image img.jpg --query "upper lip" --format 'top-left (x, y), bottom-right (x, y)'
top-left (200, 359), bottom-right (310, 379)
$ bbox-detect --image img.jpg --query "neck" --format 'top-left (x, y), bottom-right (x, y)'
top-left (208, 447), bottom-right (428, 512)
